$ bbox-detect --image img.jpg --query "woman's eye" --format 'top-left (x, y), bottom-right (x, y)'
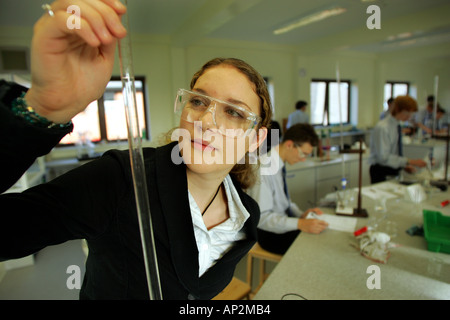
top-left (189, 97), bottom-right (208, 108)
top-left (225, 106), bottom-right (245, 119)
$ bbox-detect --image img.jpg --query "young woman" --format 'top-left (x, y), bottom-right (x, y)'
top-left (0, 0), bottom-right (271, 299)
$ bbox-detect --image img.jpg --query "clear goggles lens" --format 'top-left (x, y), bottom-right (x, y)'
top-left (296, 145), bottom-right (312, 158)
top-left (174, 89), bottom-right (261, 137)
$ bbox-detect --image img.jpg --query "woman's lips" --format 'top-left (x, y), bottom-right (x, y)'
top-left (192, 139), bottom-right (216, 152)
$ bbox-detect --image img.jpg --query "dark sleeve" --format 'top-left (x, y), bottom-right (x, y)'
top-left (0, 150), bottom-right (131, 261)
top-left (0, 80), bottom-right (73, 193)
top-left (0, 80), bottom-right (130, 261)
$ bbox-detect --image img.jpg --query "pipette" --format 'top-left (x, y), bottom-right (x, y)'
top-left (118, 0), bottom-right (162, 300)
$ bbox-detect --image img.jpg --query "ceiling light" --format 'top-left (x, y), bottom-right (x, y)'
top-left (273, 7), bottom-right (347, 35)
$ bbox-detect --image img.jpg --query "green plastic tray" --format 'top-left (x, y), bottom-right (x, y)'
top-left (423, 210), bottom-right (450, 254)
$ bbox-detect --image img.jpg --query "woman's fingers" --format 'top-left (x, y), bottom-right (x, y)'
top-left (90, 0), bottom-right (127, 39)
top-left (40, 0), bottom-right (126, 47)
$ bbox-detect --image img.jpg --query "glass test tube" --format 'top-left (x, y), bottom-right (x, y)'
top-left (118, 0), bottom-right (162, 300)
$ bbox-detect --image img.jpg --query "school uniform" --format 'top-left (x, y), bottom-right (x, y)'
top-left (247, 148), bottom-right (303, 254)
top-left (0, 80), bottom-right (260, 300)
top-left (368, 114), bottom-right (408, 183)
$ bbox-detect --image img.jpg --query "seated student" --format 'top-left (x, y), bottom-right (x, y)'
top-left (380, 97), bottom-right (394, 120)
top-left (413, 95), bottom-right (434, 135)
top-left (247, 124), bottom-right (328, 255)
top-left (369, 96), bottom-right (427, 184)
top-left (434, 105), bottom-right (449, 135)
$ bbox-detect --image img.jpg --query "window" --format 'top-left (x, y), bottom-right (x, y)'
top-left (59, 76), bottom-right (148, 145)
top-left (310, 79), bottom-right (350, 126)
top-left (383, 81), bottom-right (409, 109)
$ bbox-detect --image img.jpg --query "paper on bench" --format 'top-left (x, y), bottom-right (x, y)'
top-left (361, 186), bottom-right (399, 200)
top-left (306, 212), bottom-right (357, 233)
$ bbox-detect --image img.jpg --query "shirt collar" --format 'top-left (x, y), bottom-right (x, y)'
top-left (188, 175), bottom-right (250, 232)
top-left (220, 175), bottom-right (250, 231)
top-left (386, 113), bottom-right (401, 125)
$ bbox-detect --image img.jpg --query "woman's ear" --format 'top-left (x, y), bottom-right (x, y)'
top-left (249, 127), bottom-right (268, 153)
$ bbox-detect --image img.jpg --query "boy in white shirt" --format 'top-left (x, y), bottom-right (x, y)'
top-left (248, 124), bottom-right (328, 254)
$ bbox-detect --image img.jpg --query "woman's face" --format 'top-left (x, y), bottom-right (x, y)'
top-left (177, 65), bottom-right (267, 175)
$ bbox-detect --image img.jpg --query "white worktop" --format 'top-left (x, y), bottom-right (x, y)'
top-left (254, 181), bottom-right (450, 300)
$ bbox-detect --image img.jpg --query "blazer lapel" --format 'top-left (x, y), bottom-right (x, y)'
top-left (154, 142), bottom-right (200, 292)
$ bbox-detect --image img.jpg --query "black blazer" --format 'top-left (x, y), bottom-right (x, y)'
top-left (0, 81), bottom-right (260, 299)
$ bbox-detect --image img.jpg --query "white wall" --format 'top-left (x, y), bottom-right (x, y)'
top-left (1, 25), bottom-right (449, 142)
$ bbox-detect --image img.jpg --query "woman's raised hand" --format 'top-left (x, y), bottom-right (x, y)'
top-left (25, 0), bottom-right (127, 124)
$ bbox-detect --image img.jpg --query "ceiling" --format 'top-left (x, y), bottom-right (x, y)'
top-left (1, 0), bottom-right (450, 59)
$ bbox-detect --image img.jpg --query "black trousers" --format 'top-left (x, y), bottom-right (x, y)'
top-left (369, 164), bottom-right (400, 184)
top-left (257, 228), bottom-right (301, 255)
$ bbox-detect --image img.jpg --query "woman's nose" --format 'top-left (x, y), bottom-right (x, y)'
top-left (197, 104), bottom-right (216, 129)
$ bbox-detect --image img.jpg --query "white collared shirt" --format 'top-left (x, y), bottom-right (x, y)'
top-left (369, 114), bottom-right (408, 168)
top-left (286, 109), bottom-right (310, 129)
top-left (188, 175), bottom-right (249, 277)
top-left (246, 148), bottom-right (302, 234)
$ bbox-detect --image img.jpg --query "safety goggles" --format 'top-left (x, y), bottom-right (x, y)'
top-left (296, 145), bottom-right (312, 159)
top-left (174, 89), bottom-right (261, 138)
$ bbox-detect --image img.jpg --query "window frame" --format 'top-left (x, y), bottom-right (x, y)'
top-left (310, 78), bottom-right (351, 126)
top-left (57, 75), bottom-right (148, 146)
top-left (384, 81), bottom-right (410, 101)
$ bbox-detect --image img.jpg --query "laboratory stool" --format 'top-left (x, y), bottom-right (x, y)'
top-left (246, 243), bottom-right (282, 298)
top-left (212, 277), bottom-right (251, 300)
